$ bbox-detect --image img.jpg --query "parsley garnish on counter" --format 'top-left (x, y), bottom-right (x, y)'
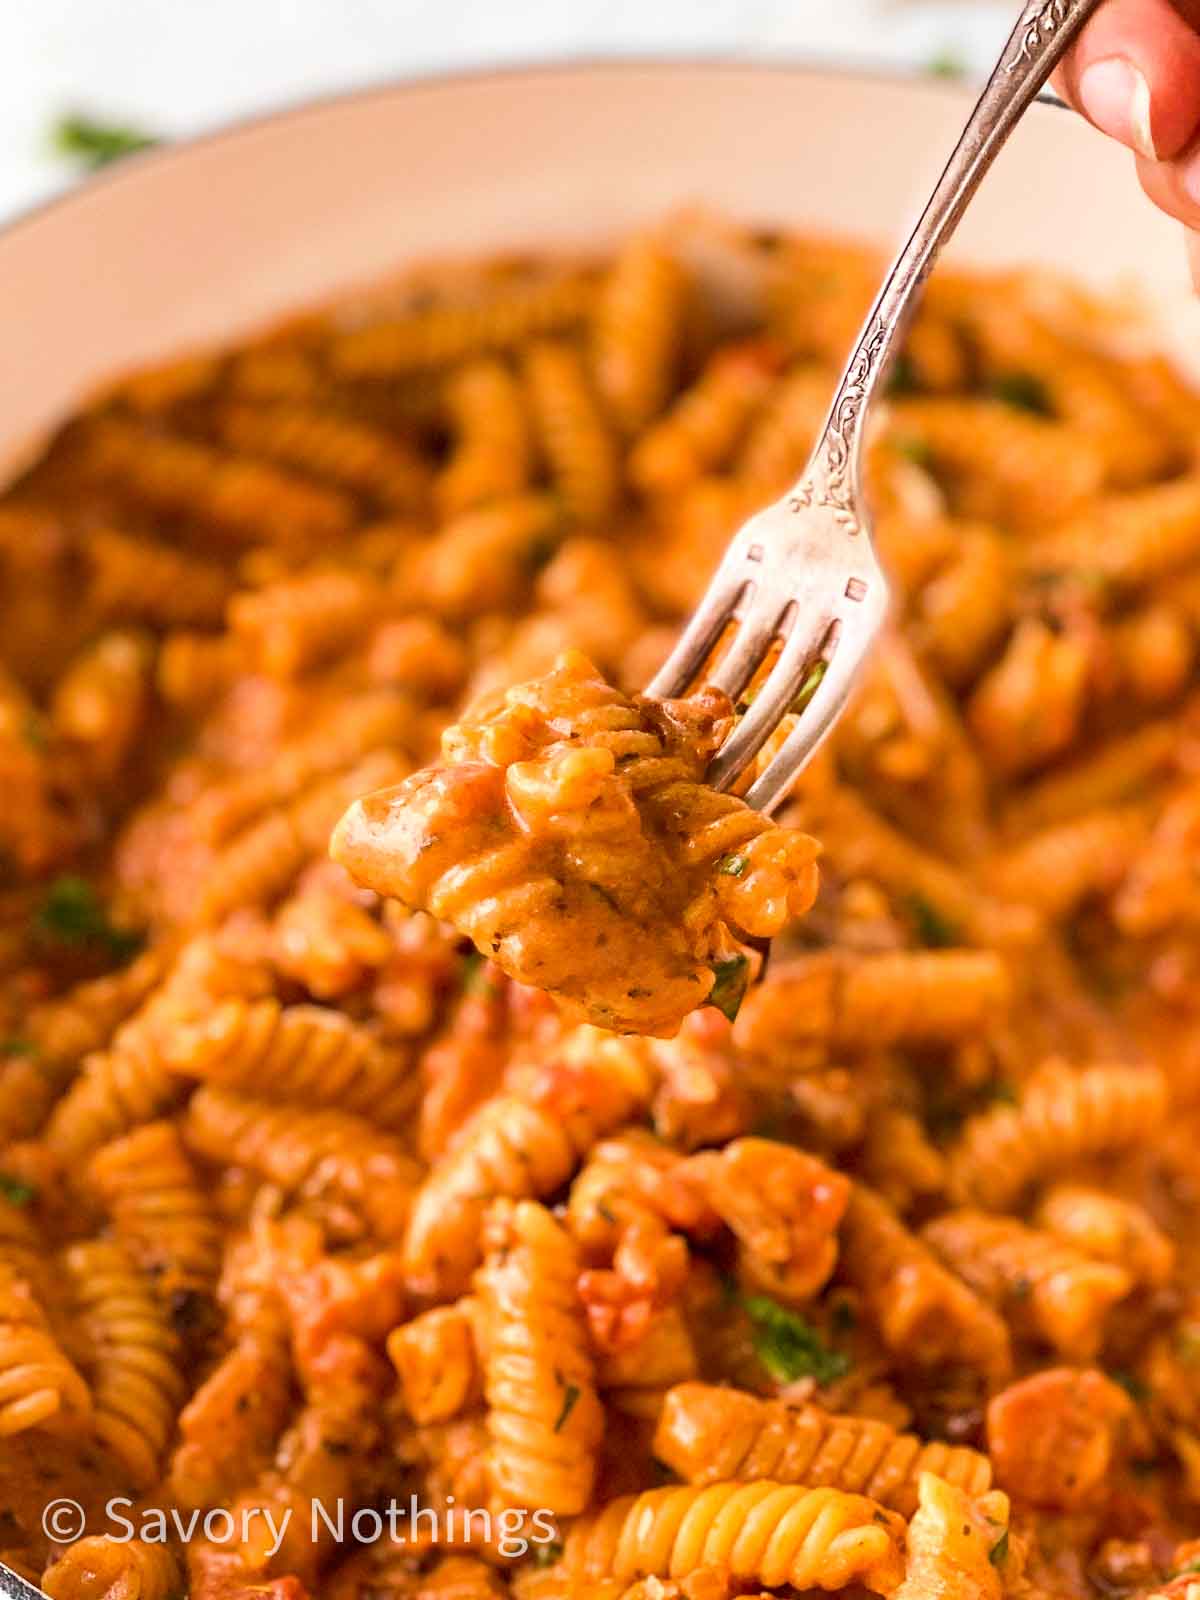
top-left (53, 114), bottom-right (159, 172)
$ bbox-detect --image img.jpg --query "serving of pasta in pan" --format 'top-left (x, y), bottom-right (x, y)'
top-left (0, 213), bottom-right (1199, 1600)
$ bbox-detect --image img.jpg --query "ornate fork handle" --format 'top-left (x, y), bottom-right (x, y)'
top-left (800, 0), bottom-right (1105, 521)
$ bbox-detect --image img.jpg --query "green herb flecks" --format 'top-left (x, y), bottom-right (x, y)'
top-left (904, 892), bottom-right (961, 949)
top-left (894, 435), bottom-right (934, 469)
top-left (928, 52), bottom-right (967, 80)
top-left (708, 954), bottom-right (751, 1023)
top-left (553, 1383), bottom-right (580, 1433)
top-left (0, 1173), bottom-right (35, 1208)
top-left (0, 1038), bottom-right (37, 1059)
top-left (718, 854), bottom-right (749, 878)
top-left (988, 371), bottom-right (1053, 416)
top-left (743, 1294), bottom-right (851, 1386)
top-left (53, 114), bottom-right (159, 171)
top-left (989, 1529), bottom-right (1010, 1568)
top-left (789, 660), bottom-right (828, 716)
top-left (1110, 1368), bottom-right (1149, 1404)
top-left (887, 354), bottom-right (919, 398)
top-left (34, 876), bottom-right (143, 964)
top-left (533, 1541), bottom-right (564, 1569)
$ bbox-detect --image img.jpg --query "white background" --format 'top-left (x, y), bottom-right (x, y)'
top-left (0, 1), bottom-right (1019, 222)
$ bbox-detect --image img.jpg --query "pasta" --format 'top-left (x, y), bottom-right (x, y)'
top-left (332, 649), bottom-right (819, 1035)
top-left (0, 216), bottom-right (1197, 1599)
top-left (538, 1481), bottom-right (906, 1593)
top-left (652, 1382), bottom-right (991, 1515)
top-left (892, 1473), bottom-right (1009, 1600)
top-left (64, 1239), bottom-right (185, 1488)
top-left (476, 1198), bottom-right (603, 1515)
top-left (42, 1537), bottom-right (181, 1600)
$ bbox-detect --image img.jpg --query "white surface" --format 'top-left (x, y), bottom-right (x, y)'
top-left (0, 1), bottom-right (1018, 222)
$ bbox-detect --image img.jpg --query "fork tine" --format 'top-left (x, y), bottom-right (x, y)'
top-left (707, 595), bottom-right (794, 702)
top-left (646, 577), bottom-right (745, 700)
top-left (706, 619), bottom-right (828, 792)
top-left (742, 637), bottom-right (863, 814)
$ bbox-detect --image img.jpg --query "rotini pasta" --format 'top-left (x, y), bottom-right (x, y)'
top-left (0, 216), bottom-right (1197, 1600)
top-left (64, 1238), bottom-right (184, 1487)
top-left (544, 1481), bottom-right (906, 1593)
top-left (477, 1198), bottom-right (603, 1514)
top-left (653, 1382), bottom-right (991, 1516)
top-left (332, 649), bottom-right (819, 1035)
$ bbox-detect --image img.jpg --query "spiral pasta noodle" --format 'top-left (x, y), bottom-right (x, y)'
top-left (65, 1238), bottom-right (183, 1486)
top-left (592, 235), bottom-right (688, 437)
top-left (212, 399), bottom-right (431, 511)
top-left (164, 996), bottom-right (418, 1129)
top-left (437, 358), bottom-right (534, 515)
top-left (0, 1260), bottom-right (91, 1437)
top-left (477, 1197), bottom-right (603, 1514)
top-left (948, 1059), bottom-right (1169, 1209)
top-left (549, 1481), bottom-right (906, 1593)
top-left (653, 1382), bottom-right (991, 1516)
top-left (88, 1121), bottom-right (222, 1322)
top-left (403, 1027), bottom-right (654, 1297)
top-left (523, 341), bottom-right (622, 528)
top-left (184, 1086), bottom-right (420, 1240)
top-left (42, 1536), bottom-right (181, 1600)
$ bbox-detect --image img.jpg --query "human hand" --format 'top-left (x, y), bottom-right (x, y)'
top-left (1053, 0), bottom-right (1200, 287)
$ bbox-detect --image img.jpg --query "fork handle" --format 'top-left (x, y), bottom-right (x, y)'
top-left (797, 0), bottom-right (1106, 517)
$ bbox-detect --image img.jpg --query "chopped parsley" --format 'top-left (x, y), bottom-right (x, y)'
top-left (718, 854), bottom-right (749, 878)
top-left (524, 532), bottom-right (560, 574)
top-left (988, 1528), bottom-right (1010, 1568)
top-left (894, 435), bottom-right (934, 469)
top-left (886, 354), bottom-right (919, 398)
top-left (1110, 1368), bottom-right (1149, 1404)
top-left (988, 371), bottom-right (1052, 416)
top-left (790, 660), bottom-right (828, 715)
top-left (743, 1294), bottom-right (851, 1386)
top-left (1173, 1557), bottom-right (1200, 1578)
top-left (830, 1297), bottom-right (857, 1336)
top-left (904, 892), bottom-right (961, 949)
top-left (53, 114), bottom-right (159, 171)
top-left (0, 1173), bottom-right (35, 1208)
top-left (708, 954), bottom-right (751, 1023)
top-left (34, 876), bottom-right (143, 964)
top-left (0, 1038), bottom-right (37, 1059)
top-left (553, 1383), bottom-right (580, 1433)
top-left (533, 1541), bottom-right (563, 1569)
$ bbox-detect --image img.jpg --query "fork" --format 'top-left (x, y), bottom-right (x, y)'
top-left (648, 0), bottom-right (1104, 814)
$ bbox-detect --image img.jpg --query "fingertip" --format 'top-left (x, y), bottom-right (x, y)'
top-left (1136, 151), bottom-right (1200, 233)
top-left (1060, 0), bottom-right (1200, 159)
top-left (1077, 57), bottom-right (1157, 160)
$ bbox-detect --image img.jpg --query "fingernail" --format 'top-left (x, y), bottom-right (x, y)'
top-left (1078, 58), bottom-right (1158, 161)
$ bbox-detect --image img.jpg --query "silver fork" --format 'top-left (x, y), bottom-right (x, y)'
top-left (648, 0), bottom-right (1104, 814)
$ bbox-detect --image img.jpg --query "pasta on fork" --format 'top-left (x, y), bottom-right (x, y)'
top-left (332, 649), bottom-right (820, 1034)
